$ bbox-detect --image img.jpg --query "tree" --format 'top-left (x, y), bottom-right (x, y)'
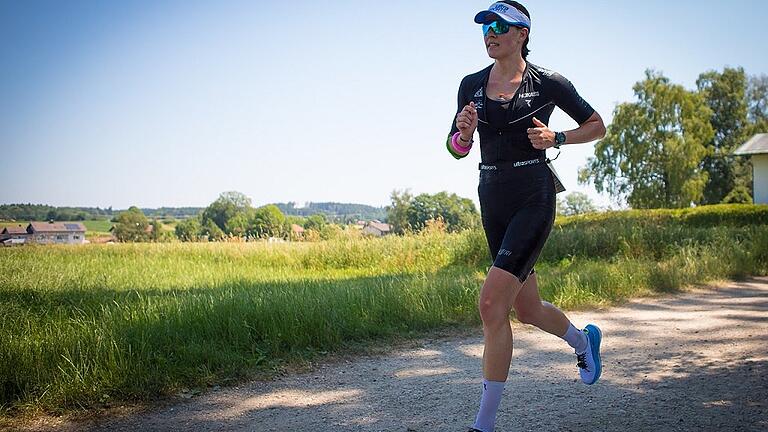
top-left (175, 217), bottom-right (202, 242)
top-left (747, 74), bottom-right (768, 129)
top-left (285, 215), bottom-right (305, 227)
top-left (386, 189), bottom-right (413, 234)
top-left (226, 211), bottom-right (253, 238)
top-left (303, 214), bottom-right (327, 231)
top-left (149, 219), bottom-right (162, 241)
top-left (202, 191), bottom-right (252, 234)
top-left (250, 205), bottom-right (287, 239)
top-left (112, 206), bottom-right (150, 242)
top-left (696, 67), bottom-right (751, 204)
top-left (202, 218), bottom-right (225, 241)
top-left (557, 192), bottom-right (597, 217)
top-left (579, 70), bottom-right (714, 208)
top-left (406, 191), bottom-right (478, 233)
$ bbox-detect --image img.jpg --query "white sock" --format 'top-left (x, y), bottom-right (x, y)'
top-left (563, 323), bottom-right (588, 353)
top-left (472, 379), bottom-right (506, 432)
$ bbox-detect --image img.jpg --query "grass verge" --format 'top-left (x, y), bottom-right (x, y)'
top-left (1, 212), bottom-right (767, 417)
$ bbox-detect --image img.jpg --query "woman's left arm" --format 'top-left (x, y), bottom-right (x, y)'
top-left (528, 112), bottom-right (605, 149)
top-left (559, 111), bottom-right (606, 145)
top-left (528, 72), bottom-right (607, 150)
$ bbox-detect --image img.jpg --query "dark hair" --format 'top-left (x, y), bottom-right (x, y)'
top-left (501, 0), bottom-right (530, 59)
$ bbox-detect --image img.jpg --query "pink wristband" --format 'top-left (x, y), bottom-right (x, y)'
top-left (451, 132), bottom-right (472, 155)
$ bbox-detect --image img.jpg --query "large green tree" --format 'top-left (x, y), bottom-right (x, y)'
top-left (149, 219), bottom-right (163, 241)
top-left (202, 191), bottom-right (252, 234)
top-left (747, 74), bottom-right (768, 130)
top-left (386, 190), bottom-right (413, 234)
top-left (556, 192), bottom-right (597, 217)
top-left (202, 218), bottom-right (225, 241)
top-left (406, 191), bottom-right (478, 233)
top-left (580, 70), bottom-right (714, 208)
top-left (250, 205), bottom-right (287, 239)
top-left (175, 216), bottom-right (202, 241)
top-left (696, 67), bottom-right (751, 204)
top-left (303, 214), bottom-right (327, 231)
top-left (226, 211), bottom-right (253, 237)
top-left (112, 206), bottom-right (150, 242)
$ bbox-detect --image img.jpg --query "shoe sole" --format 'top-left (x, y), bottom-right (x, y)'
top-left (585, 324), bottom-right (602, 385)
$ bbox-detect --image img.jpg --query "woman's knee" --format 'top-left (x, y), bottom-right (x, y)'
top-left (478, 297), bottom-right (510, 328)
top-left (477, 266), bottom-right (521, 327)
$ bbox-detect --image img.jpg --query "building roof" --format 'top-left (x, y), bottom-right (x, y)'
top-left (734, 133), bottom-right (768, 155)
top-left (366, 221), bottom-right (391, 232)
top-left (2, 225), bottom-right (28, 235)
top-left (28, 221), bottom-right (86, 233)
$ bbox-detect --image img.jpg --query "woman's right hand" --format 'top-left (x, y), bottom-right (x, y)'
top-left (455, 101), bottom-right (478, 141)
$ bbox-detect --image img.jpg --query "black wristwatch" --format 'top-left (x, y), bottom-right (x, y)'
top-left (554, 131), bottom-right (566, 148)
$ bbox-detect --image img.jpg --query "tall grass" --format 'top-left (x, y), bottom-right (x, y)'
top-left (1, 206), bottom-right (767, 416)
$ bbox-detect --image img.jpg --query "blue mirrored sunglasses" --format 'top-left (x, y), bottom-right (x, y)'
top-left (482, 21), bottom-right (511, 36)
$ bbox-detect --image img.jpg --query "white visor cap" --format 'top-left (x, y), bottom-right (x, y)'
top-left (474, 2), bottom-right (531, 28)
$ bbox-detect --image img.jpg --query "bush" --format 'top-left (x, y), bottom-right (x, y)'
top-left (556, 204), bottom-right (768, 230)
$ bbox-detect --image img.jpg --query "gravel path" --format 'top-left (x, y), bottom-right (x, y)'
top-left (16, 277), bottom-right (768, 432)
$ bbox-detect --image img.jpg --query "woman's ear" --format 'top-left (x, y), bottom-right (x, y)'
top-left (519, 27), bottom-right (529, 41)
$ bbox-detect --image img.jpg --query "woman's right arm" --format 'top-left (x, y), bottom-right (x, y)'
top-left (446, 78), bottom-right (478, 159)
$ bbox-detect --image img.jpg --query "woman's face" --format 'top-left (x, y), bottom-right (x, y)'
top-left (484, 24), bottom-right (528, 60)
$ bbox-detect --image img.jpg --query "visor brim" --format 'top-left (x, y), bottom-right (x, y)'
top-left (473, 11), bottom-right (530, 28)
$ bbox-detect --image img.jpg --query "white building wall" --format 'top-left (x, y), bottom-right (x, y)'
top-left (31, 232), bottom-right (86, 244)
top-left (754, 154), bottom-right (768, 205)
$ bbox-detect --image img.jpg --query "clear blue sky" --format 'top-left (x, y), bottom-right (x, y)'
top-left (2, 0), bottom-right (767, 210)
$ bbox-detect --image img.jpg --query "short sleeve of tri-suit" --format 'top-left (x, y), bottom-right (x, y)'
top-left (546, 72), bottom-right (595, 125)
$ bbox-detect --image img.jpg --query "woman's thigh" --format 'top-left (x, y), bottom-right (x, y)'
top-left (493, 201), bottom-right (555, 284)
top-left (478, 266), bottom-right (522, 321)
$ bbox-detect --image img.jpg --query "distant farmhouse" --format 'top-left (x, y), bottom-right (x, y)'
top-left (0, 221), bottom-right (86, 246)
top-left (362, 221), bottom-right (392, 237)
top-left (1, 225), bottom-right (29, 246)
top-left (734, 133), bottom-right (768, 204)
top-left (290, 224), bottom-right (305, 240)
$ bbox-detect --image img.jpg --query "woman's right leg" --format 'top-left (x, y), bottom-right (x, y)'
top-left (478, 266), bottom-right (524, 381)
top-left (471, 266), bottom-right (523, 432)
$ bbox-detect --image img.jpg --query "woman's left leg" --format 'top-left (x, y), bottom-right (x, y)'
top-left (512, 271), bottom-right (572, 338)
top-left (513, 271), bottom-right (604, 385)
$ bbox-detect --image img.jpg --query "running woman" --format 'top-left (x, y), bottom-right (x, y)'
top-left (447, 2), bottom-right (607, 431)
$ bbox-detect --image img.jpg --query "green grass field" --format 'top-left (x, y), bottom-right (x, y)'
top-left (1, 205), bottom-right (767, 417)
top-left (81, 220), bottom-right (113, 233)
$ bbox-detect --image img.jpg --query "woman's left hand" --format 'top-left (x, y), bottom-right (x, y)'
top-left (527, 117), bottom-right (556, 149)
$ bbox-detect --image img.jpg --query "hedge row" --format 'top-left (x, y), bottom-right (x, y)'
top-left (555, 204), bottom-right (768, 230)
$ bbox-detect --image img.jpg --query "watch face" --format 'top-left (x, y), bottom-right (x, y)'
top-left (556, 132), bottom-right (566, 144)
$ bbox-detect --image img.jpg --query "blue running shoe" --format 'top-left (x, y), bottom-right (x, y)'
top-left (577, 324), bottom-right (602, 385)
